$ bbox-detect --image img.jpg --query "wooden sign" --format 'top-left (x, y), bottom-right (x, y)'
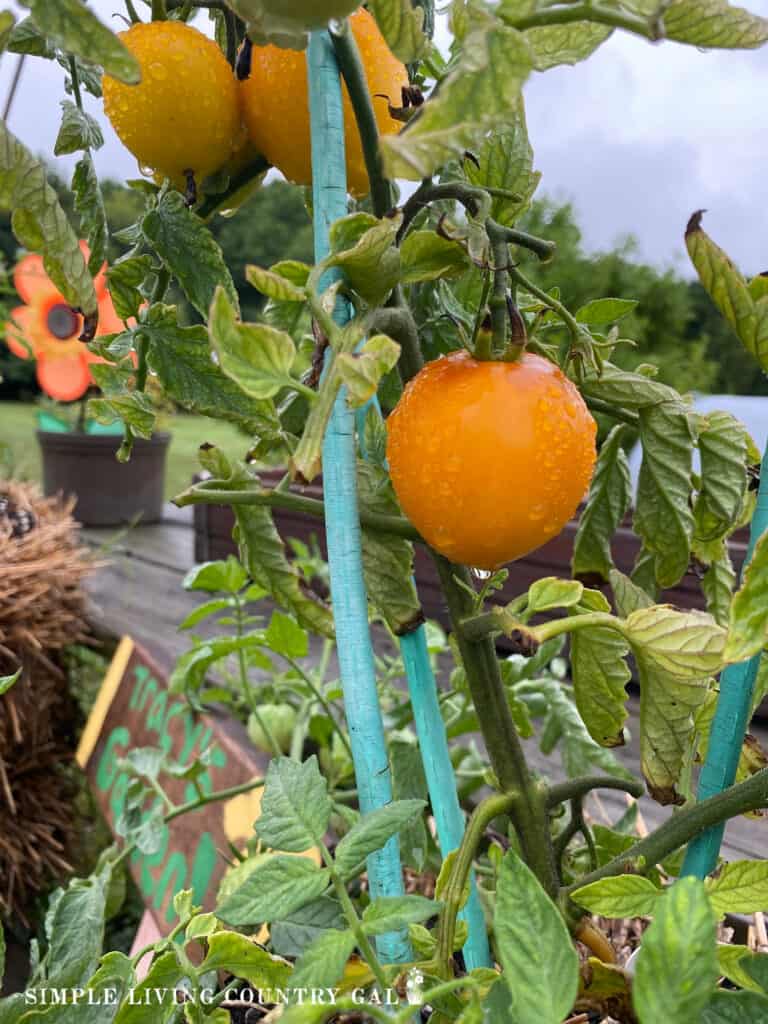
top-left (76, 637), bottom-right (270, 932)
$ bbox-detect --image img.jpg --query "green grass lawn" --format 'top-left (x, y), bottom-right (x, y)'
top-left (0, 402), bottom-right (248, 500)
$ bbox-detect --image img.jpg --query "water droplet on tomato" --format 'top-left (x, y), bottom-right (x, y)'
top-left (472, 568), bottom-right (492, 580)
top-left (529, 504), bottom-right (545, 521)
top-left (149, 61), bottom-right (168, 80)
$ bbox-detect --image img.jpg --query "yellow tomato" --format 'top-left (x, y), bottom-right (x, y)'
top-left (239, 8), bottom-right (408, 197)
top-left (103, 21), bottom-right (241, 188)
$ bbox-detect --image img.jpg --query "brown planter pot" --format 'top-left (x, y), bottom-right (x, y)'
top-left (37, 430), bottom-right (171, 527)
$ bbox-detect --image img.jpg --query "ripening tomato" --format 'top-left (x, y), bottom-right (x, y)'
top-left (386, 351), bottom-right (597, 569)
top-left (239, 8), bottom-right (408, 196)
top-left (103, 21), bottom-right (242, 188)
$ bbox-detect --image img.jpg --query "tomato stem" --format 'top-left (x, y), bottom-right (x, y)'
top-left (487, 220), bottom-right (511, 359)
top-left (502, 1), bottom-right (664, 40)
top-left (332, 18), bottom-right (395, 219)
top-left (151, 0), bottom-right (168, 19)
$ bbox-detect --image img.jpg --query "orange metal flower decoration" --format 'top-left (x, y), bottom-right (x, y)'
top-left (4, 242), bottom-right (125, 402)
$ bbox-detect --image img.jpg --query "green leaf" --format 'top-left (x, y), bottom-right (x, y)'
top-left (716, 945), bottom-right (766, 994)
top-left (494, 850), bottom-right (578, 1024)
top-left (695, 410), bottom-right (749, 538)
top-left (144, 306), bottom-right (279, 436)
top-left (45, 871), bottom-right (110, 988)
top-left (337, 335), bottom-right (401, 408)
top-left (382, 22), bottom-right (532, 180)
top-left (634, 402), bottom-right (696, 588)
top-left (0, 668), bottom-right (21, 695)
top-left (0, 11), bottom-right (14, 54)
top-left (724, 532), bottom-right (768, 663)
top-left (362, 895), bottom-right (440, 936)
top-left (390, 738), bottom-right (429, 872)
top-left (264, 610), bottom-right (308, 659)
top-left (636, 654), bottom-right (711, 805)
top-left (576, 298), bottom-right (638, 325)
top-left (664, 0), bottom-right (768, 48)
top-left (686, 212), bottom-right (768, 370)
top-left (19, 952), bottom-right (134, 1024)
top-left (632, 877), bottom-right (717, 1024)
top-left (288, 929), bottom-right (356, 991)
top-left (572, 425), bottom-right (632, 581)
top-left (216, 857), bottom-right (331, 926)
top-left (200, 932), bottom-right (291, 988)
top-left (327, 217), bottom-right (401, 305)
top-left (400, 231), bottom-right (470, 284)
top-left (701, 548), bottom-right (736, 627)
top-left (533, 677), bottom-right (634, 781)
top-left (369, 0), bottom-right (427, 62)
top-left (625, 605), bottom-right (726, 679)
top-left (335, 799), bottom-right (426, 881)
top-left (571, 875), bottom-right (661, 918)
top-left (570, 623), bottom-right (630, 748)
top-left (520, 21), bottom-right (612, 69)
top-left (580, 360), bottom-right (681, 412)
top-left (106, 255), bottom-right (152, 323)
top-left (246, 264), bottom-right (306, 303)
top-left (234, 501), bottom-right (335, 637)
top-left (705, 860), bottom-right (768, 916)
top-left (255, 756), bottom-right (331, 853)
top-left (183, 557), bottom-right (247, 594)
top-left (0, 121), bottom-right (97, 314)
top-left (143, 191), bottom-right (239, 318)
top-left (8, 17), bottom-right (52, 58)
top-left (527, 577), bottom-right (583, 613)
top-left (88, 393), bottom-right (156, 439)
top-left (357, 460), bottom-right (422, 635)
top-left (114, 950), bottom-right (184, 1024)
top-left (71, 156), bottom-right (108, 279)
top-left (54, 100), bottom-right (103, 156)
top-left (701, 990), bottom-right (768, 1024)
top-left (209, 287), bottom-right (298, 401)
top-left (464, 99), bottom-right (540, 225)
top-left (610, 568), bottom-right (653, 616)
top-left (270, 897), bottom-right (345, 959)
top-left (27, 0), bottom-right (140, 83)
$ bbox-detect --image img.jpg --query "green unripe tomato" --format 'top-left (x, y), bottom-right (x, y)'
top-left (247, 705), bottom-right (297, 755)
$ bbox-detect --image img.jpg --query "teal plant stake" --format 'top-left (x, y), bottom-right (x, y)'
top-left (357, 405), bottom-right (491, 969)
top-left (682, 441), bottom-right (768, 878)
top-left (307, 30), bottom-right (410, 963)
top-left (400, 629), bottom-right (492, 968)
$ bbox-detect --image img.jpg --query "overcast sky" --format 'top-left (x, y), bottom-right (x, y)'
top-left (2, 0), bottom-right (766, 275)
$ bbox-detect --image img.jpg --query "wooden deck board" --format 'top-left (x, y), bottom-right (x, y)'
top-left (81, 508), bottom-right (768, 863)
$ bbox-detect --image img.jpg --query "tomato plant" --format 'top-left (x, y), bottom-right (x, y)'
top-left (2, 0), bottom-right (768, 1022)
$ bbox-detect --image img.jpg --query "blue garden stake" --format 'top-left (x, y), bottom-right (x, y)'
top-left (307, 30), bottom-right (411, 964)
top-left (356, 405), bottom-right (492, 969)
top-left (682, 440), bottom-right (768, 878)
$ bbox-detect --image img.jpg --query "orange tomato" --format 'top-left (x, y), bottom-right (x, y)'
top-left (386, 351), bottom-right (598, 569)
top-left (239, 8), bottom-right (408, 196)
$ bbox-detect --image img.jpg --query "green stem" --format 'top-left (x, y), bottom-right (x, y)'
top-left (546, 775), bottom-right (644, 809)
top-left (509, 264), bottom-right (583, 349)
top-left (435, 556), bottom-right (559, 898)
top-left (503, 1), bottom-right (663, 39)
top-left (151, 0), bottom-right (167, 19)
top-left (173, 482), bottom-right (421, 541)
top-left (280, 653), bottom-right (353, 759)
top-left (223, 6), bottom-right (238, 67)
top-left (370, 304), bottom-right (423, 385)
top-left (234, 596), bottom-right (282, 758)
top-left (435, 792), bottom-right (517, 971)
top-left (459, 606), bottom-right (618, 643)
top-left (494, 223), bottom-right (557, 262)
top-left (320, 843), bottom-right (390, 992)
top-left (124, 0), bottom-right (142, 22)
top-left (584, 395), bottom-right (639, 427)
top-left (68, 57), bottom-right (83, 109)
top-left (564, 768), bottom-right (768, 902)
top-left (165, 777), bottom-right (263, 824)
top-left (332, 18), bottom-right (394, 218)
top-left (486, 221), bottom-right (510, 359)
top-left (397, 181), bottom-right (488, 244)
